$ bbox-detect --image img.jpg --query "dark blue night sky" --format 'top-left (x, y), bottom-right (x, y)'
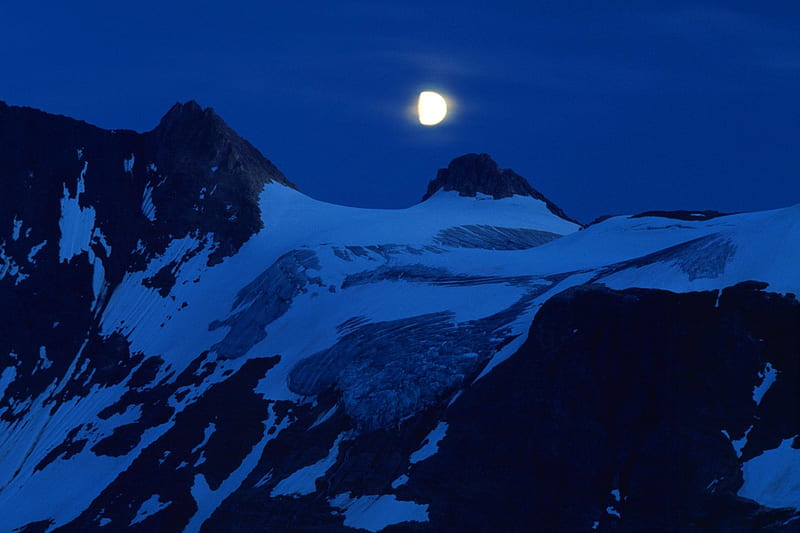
top-left (2, 1), bottom-right (799, 223)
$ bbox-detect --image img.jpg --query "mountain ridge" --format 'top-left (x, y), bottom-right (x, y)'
top-left (0, 102), bottom-right (797, 532)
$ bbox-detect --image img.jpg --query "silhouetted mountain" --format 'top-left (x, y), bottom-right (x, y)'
top-left (0, 103), bottom-right (797, 532)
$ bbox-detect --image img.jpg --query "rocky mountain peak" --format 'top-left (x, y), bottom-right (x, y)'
top-left (422, 153), bottom-right (580, 224)
top-left (0, 100), bottom-right (298, 278)
top-left (149, 101), bottom-right (294, 189)
top-left (138, 101), bottom-right (298, 264)
top-left (157, 100), bottom-right (207, 124)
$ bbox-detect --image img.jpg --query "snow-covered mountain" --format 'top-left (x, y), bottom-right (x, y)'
top-left (0, 101), bottom-right (798, 532)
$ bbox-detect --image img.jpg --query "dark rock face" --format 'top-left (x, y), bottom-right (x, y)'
top-left (630, 209), bottom-right (734, 221)
top-left (0, 100), bottom-right (293, 274)
top-left (145, 102), bottom-right (296, 264)
top-left (400, 283), bottom-right (800, 532)
top-left (421, 153), bottom-right (579, 224)
top-left (55, 355), bottom-right (282, 532)
top-left (0, 101), bottom-right (293, 420)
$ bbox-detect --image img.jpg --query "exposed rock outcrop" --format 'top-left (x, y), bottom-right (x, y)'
top-left (421, 153), bottom-right (579, 224)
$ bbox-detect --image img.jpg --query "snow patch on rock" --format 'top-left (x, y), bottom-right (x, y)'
top-left (58, 162), bottom-right (96, 263)
top-left (130, 494), bottom-right (170, 525)
top-left (328, 492), bottom-right (429, 531)
top-left (271, 432), bottom-right (347, 497)
top-left (410, 422), bottom-right (448, 464)
top-left (739, 436), bottom-right (800, 509)
top-left (142, 183), bottom-right (157, 221)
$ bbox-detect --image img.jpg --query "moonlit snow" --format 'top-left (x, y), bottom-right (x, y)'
top-left (1, 169), bottom-right (799, 530)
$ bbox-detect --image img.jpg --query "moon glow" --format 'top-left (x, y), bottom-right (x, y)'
top-left (417, 91), bottom-right (448, 126)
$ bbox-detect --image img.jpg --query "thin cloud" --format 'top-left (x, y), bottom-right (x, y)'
top-left (646, 5), bottom-right (800, 73)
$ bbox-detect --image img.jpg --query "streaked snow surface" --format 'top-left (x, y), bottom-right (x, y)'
top-left (328, 492), bottom-right (429, 531)
top-left (740, 437), bottom-right (800, 509)
top-left (1, 182), bottom-right (799, 530)
top-left (141, 182), bottom-right (157, 221)
top-left (58, 162), bottom-right (95, 263)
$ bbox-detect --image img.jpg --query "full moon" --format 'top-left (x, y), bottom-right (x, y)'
top-left (417, 91), bottom-right (448, 126)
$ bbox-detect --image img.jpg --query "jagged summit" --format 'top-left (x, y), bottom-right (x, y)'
top-left (0, 101), bottom-right (297, 270)
top-left (154, 101), bottom-right (238, 143)
top-left (158, 100), bottom-right (207, 124)
top-left (422, 153), bottom-right (579, 224)
top-left (149, 101), bottom-right (295, 190)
